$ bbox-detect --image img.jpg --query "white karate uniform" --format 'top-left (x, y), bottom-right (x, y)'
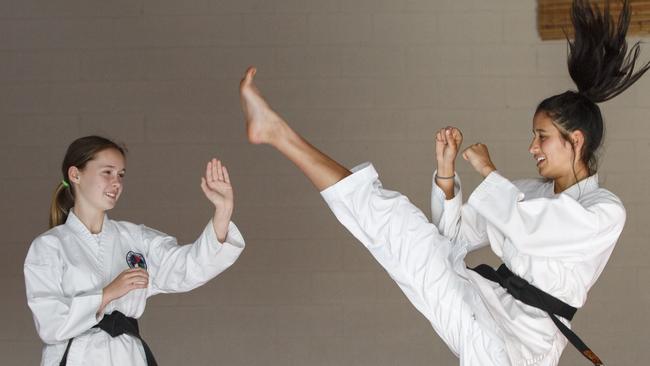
top-left (320, 163), bottom-right (625, 366)
top-left (24, 211), bottom-right (245, 366)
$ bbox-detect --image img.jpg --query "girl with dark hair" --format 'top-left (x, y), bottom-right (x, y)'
top-left (238, 1), bottom-right (645, 365)
top-left (24, 136), bottom-right (245, 366)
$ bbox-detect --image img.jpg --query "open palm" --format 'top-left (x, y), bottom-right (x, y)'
top-left (201, 158), bottom-right (233, 212)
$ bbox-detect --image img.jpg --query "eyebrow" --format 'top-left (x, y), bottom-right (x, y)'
top-left (533, 128), bottom-right (547, 133)
top-left (100, 165), bottom-right (126, 172)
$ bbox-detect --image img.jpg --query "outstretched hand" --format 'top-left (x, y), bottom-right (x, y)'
top-left (462, 143), bottom-right (497, 178)
top-left (201, 158), bottom-right (234, 242)
top-left (201, 158), bottom-right (233, 211)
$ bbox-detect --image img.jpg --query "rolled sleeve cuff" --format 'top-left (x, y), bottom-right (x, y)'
top-left (468, 171), bottom-right (523, 207)
top-left (201, 220), bottom-right (245, 260)
top-left (320, 162), bottom-right (377, 202)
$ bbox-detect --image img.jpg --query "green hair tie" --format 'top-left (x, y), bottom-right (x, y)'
top-left (61, 180), bottom-right (70, 188)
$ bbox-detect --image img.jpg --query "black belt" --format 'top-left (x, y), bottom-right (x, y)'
top-left (59, 311), bottom-right (158, 366)
top-left (470, 264), bottom-right (603, 366)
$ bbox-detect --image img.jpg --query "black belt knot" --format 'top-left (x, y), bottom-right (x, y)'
top-left (503, 274), bottom-right (527, 298)
top-left (96, 310), bottom-right (139, 337)
top-left (470, 263), bottom-right (603, 366)
top-left (59, 311), bottom-right (158, 366)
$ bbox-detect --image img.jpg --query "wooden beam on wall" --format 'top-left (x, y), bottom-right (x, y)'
top-left (538, 0), bottom-right (650, 40)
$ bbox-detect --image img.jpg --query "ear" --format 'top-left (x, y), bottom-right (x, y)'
top-left (68, 166), bottom-right (80, 184)
top-left (570, 129), bottom-right (585, 154)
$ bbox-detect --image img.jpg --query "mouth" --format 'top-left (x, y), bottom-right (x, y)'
top-left (104, 192), bottom-right (118, 200)
top-left (535, 156), bottom-right (546, 167)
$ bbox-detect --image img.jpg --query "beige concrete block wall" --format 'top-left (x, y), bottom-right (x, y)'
top-left (1, 0), bottom-right (647, 364)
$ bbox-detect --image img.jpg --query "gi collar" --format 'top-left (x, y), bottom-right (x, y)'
top-left (65, 209), bottom-right (113, 238)
top-left (559, 174), bottom-right (599, 201)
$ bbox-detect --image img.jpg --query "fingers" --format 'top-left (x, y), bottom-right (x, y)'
top-left (436, 127), bottom-right (461, 146)
top-left (461, 143), bottom-right (488, 159)
top-left (118, 269), bottom-right (149, 289)
top-left (123, 268), bottom-right (147, 274)
top-left (205, 160), bottom-right (213, 184)
top-left (446, 129), bottom-right (457, 149)
top-left (106, 269), bottom-right (149, 301)
top-left (222, 165), bottom-right (230, 184)
top-left (210, 158), bottom-right (218, 183)
top-left (451, 128), bottom-right (463, 146)
top-left (216, 160), bottom-right (224, 181)
top-left (462, 145), bottom-right (475, 161)
top-left (123, 268), bottom-right (149, 278)
top-left (127, 278), bottom-right (148, 289)
top-left (204, 158), bottom-right (231, 186)
top-left (436, 128), bottom-right (449, 145)
top-left (127, 272), bottom-right (149, 286)
top-left (200, 176), bottom-right (209, 195)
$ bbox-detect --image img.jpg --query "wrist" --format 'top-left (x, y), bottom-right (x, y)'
top-left (212, 211), bottom-right (232, 243)
top-left (480, 164), bottom-right (496, 178)
top-left (436, 163), bottom-right (455, 177)
top-left (213, 206), bottom-right (233, 223)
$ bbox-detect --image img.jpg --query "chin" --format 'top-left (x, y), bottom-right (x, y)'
top-left (100, 200), bottom-right (118, 211)
top-left (536, 168), bottom-right (551, 179)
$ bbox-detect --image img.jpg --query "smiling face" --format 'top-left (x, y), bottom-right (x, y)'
top-left (69, 148), bottom-right (126, 214)
top-left (529, 112), bottom-right (580, 180)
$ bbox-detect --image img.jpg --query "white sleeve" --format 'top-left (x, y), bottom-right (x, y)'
top-left (24, 238), bottom-right (102, 344)
top-left (467, 171), bottom-right (626, 259)
top-left (145, 220), bottom-right (245, 296)
top-left (431, 170), bottom-right (489, 252)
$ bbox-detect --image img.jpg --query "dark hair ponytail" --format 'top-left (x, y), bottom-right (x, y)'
top-left (536, 0), bottom-right (650, 175)
top-left (49, 136), bottom-right (127, 228)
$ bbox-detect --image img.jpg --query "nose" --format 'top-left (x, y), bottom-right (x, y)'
top-left (528, 138), bottom-right (538, 155)
top-left (112, 175), bottom-right (122, 187)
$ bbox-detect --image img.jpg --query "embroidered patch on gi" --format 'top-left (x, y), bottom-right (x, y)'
top-left (126, 251), bottom-right (147, 270)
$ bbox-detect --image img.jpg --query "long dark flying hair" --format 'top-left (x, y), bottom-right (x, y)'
top-left (536, 0), bottom-right (650, 175)
top-left (49, 136), bottom-right (127, 228)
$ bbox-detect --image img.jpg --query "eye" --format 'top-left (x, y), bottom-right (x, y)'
top-left (118, 172), bottom-right (126, 178)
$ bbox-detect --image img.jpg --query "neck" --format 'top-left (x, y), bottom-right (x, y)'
top-left (553, 165), bottom-right (589, 193)
top-left (71, 205), bottom-right (105, 234)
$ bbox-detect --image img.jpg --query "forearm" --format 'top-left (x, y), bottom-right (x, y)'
top-left (212, 206), bottom-right (233, 242)
top-left (150, 221), bottom-right (244, 295)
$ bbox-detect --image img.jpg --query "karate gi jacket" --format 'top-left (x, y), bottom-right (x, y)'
top-left (24, 211), bottom-right (245, 366)
top-left (320, 163), bottom-right (625, 366)
top-left (431, 170), bottom-right (626, 365)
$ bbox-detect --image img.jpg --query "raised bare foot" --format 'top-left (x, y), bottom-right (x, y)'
top-left (239, 67), bottom-right (285, 145)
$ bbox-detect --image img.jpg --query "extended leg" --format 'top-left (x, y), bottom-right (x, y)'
top-left (239, 67), bottom-right (350, 190)
top-left (238, 67), bottom-right (510, 365)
